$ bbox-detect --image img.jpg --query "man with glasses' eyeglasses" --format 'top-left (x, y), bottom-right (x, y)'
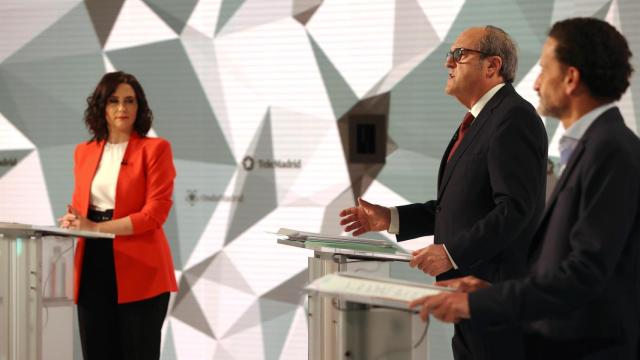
top-left (340, 26), bottom-right (548, 360)
top-left (446, 47), bottom-right (488, 63)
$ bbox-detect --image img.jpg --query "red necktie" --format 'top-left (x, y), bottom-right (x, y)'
top-left (447, 112), bottom-right (475, 161)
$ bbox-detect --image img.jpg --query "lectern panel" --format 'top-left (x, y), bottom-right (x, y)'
top-left (0, 234), bottom-right (8, 360)
top-left (0, 223), bottom-right (112, 360)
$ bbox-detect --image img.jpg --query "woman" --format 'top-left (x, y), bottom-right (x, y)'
top-left (59, 71), bottom-right (177, 360)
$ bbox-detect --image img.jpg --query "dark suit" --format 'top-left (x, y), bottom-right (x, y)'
top-left (397, 84), bottom-right (548, 359)
top-left (469, 108), bottom-right (640, 359)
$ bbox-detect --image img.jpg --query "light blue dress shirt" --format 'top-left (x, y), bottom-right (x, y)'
top-left (558, 103), bottom-right (616, 175)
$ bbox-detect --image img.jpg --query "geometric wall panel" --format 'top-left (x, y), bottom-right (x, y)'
top-left (85, 0), bottom-right (126, 47)
top-left (224, 110), bottom-right (277, 245)
top-left (173, 160), bottom-right (236, 268)
top-left (0, 149), bottom-right (31, 178)
top-left (2, 1), bottom-right (640, 359)
top-left (306, 31), bottom-right (358, 120)
top-left (216, 0), bottom-right (247, 35)
top-left (107, 39), bottom-right (235, 165)
top-left (143, 0), bottom-right (198, 34)
top-left (104, 0), bottom-right (178, 51)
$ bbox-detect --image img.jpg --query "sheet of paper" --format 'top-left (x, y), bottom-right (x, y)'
top-left (276, 227), bottom-right (410, 254)
top-left (395, 235), bottom-right (434, 252)
top-left (278, 227), bottom-right (385, 245)
top-left (306, 273), bottom-right (447, 305)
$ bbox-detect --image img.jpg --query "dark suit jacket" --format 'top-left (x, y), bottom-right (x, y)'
top-left (469, 108), bottom-right (640, 354)
top-left (397, 84), bottom-right (548, 283)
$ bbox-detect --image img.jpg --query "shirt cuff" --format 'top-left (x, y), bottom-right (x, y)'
top-left (442, 244), bottom-right (459, 269)
top-left (388, 206), bottom-right (399, 234)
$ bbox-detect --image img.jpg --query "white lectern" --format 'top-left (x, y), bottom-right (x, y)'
top-left (277, 234), bottom-right (414, 360)
top-left (0, 222), bottom-right (114, 360)
top-left (307, 273), bottom-right (448, 360)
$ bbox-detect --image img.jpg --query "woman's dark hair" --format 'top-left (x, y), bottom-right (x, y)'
top-left (549, 18), bottom-right (633, 102)
top-left (84, 71), bottom-right (153, 141)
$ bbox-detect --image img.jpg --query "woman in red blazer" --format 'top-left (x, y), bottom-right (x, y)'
top-left (59, 71), bottom-right (177, 360)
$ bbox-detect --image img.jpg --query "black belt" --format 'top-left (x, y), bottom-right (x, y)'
top-left (87, 209), bottom-right (114, 222)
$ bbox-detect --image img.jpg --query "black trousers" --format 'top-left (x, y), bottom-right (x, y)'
top-left (78, 209), bottom-right (170, 360)
top-left (452, 321), bottom-right (525, 360)
top-left (524, 333), bottom-right (637, 360)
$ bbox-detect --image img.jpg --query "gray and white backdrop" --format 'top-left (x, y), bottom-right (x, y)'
top-left (1, 0), bottom-right (639, 359)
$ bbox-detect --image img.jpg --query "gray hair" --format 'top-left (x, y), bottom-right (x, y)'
top-left (478, 25), bottom-right (518, 83)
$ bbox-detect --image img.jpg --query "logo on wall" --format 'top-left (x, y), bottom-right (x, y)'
top-left (186, 190), bottom-right (199, 206)
top-left (242, 155), bottom-right (302, 171)
top-left (185, 189), bottom-right (243, 206)
top-left (0, 158), bottom-right (17, 167)
top-left (242, 156), bottom-right (255, 171)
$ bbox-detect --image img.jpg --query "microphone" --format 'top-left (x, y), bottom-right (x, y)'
top-left (121, 160), bottom-right (128, 165)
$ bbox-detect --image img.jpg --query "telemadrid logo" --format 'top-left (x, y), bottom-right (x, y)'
top-left (186, 190), bottom-right (198, 206)
top-left (242, 156), bottom-right (255, 171)
top-left (242, 155), bottom-right (301, 171)
top-left (185, 190), bottom-right (243, 206)
top-left (0, 158), bottom-right (17, 167)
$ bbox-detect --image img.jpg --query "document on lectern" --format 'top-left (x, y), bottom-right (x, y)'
top-left (276, 228), bottom-right (391, 245)
top-left (305, 272), bottom-right (452, 311)
top-left (273, 227), bottom-right (412, 261)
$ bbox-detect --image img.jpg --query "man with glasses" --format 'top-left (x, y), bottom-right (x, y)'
top-left (339, 26), bottom-right (548, 359)
top-left (409, 17), bottom-right (639, 360)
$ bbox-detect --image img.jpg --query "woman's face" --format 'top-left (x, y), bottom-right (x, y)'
top-left (105, 83), bottom-right (138, 137)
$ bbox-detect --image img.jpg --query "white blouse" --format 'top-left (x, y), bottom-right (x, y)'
top-left (90, 142), bottom-right (128, 211)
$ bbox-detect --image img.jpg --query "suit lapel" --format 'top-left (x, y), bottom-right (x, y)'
top-left (437, 85), bottom-right (511, 199)
top-left (539, 108), bottom-right (620, 223)
top-left (540, 141), bottom-right (585, 223)
top-left (528, 145), bottom-right (586, 265)
top-left (437, 129), bottom-right (458, 189)
top-left (529, 111), bottom-right (622, 264)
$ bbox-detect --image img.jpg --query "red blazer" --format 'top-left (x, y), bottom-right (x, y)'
top-left (71, 132), bottom-right (178, 304)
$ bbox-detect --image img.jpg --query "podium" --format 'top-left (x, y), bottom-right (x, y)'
top-left (277, 233), bottom-right (417, 360)
top-left (306, 273), bottom-right (447, 360)
top-left (0, 222), bottom-right (114, 360)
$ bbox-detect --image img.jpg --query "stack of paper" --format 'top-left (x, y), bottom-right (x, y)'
top-left (277, 228), bottom-right (390, 246)
top-left (306, 272), bottom-right (451, 310)
top-left (275, 227), bottom-right (411, 256)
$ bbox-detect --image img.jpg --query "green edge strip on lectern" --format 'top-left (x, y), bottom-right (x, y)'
top-left (305, 240), bottom-right (398, 254)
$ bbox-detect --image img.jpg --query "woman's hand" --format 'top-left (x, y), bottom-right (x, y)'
top-left (58, 205), bottom-right (98, 232)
